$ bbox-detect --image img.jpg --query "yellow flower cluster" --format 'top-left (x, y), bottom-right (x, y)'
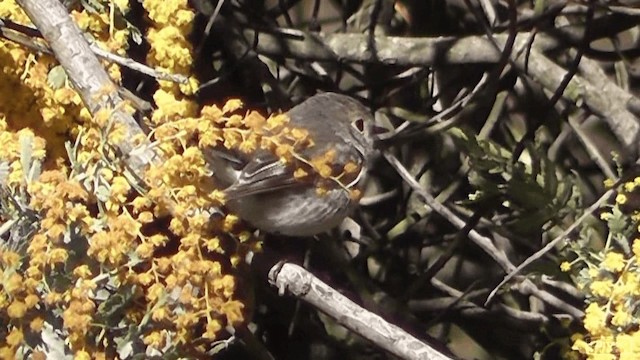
top-left (564, 177), bottom-right (640, 359)
top-left (0, 1), bottom-right (256, 358)
top-left (142, 0), bottom-right (198, 95)
top-left (0, 0), bottom-right (130, 165)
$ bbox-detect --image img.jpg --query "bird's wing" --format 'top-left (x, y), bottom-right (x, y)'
top-left (223, 156), bottom-right (305, 199)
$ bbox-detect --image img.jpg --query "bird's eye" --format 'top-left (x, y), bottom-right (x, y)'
top-left (352, 118), bottom-right (365, 133)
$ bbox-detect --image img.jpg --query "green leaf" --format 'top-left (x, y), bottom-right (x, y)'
top-left (47, 66), bottom-right (67, 89)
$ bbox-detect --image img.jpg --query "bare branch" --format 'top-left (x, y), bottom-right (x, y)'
top-left (268, 261), bottom-right (454, 360)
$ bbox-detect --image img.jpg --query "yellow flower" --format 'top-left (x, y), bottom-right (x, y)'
top-left (611, 305), bottom-right (632, 327)
top-left (110, 176), bottom-right (131, 201)
top-left (633, 238), bottom-right (640, 259)
top-left (223, 214), bottom-right (239, 232)
top-left (265, 114), bottom-right (289, 130)
top-left (592, 335), bottom-right (615, 357)
top-left (143, 330), bottom-right (165, 348)
top-left (222, 99), bottom-right (243, 114)
top-left (151, 307), bottom-right (168, 322)
top-left (222, 300), bottom-right (245, 324)
top-left (204, 237), bottom-right (221, 252)
top-left (244, 111), bottom-right (266, 129)
top-left (615, 193), bottom-right (627, 205)
top-left (74, 350), bottom-right (91, 360)
top-left (200, 105), bottom-right (223, 122)
top-left (24, 294), bottom-right (39, 309)
top-left (0, 346), bottom-right (16, 359)
top-left (203, 319), bottom-right (222, 339)
top-left (48, 248), bottom-right (69, 265)
top-left (590, 279), bottom-right (614, 297)
top-left (617, 333), bottom-right (640, 359)
top-left (135, 242), bottom-right (155, 259)
top-left (292, 167), bottom-right (308, 180)
top-left (602, 252), bottom-right (625, 273)
top-left (6, 327), bottom-right (24, 347)
top-left (137, 272), bottom-right (154, 286)
top-left (571, 334), bottom-right (591, 355)
top-left (624, 181), bottom-right (637, 192)
top-left (137, 211), bottom-right (154, 224)
top-left (7, 300), bottom-right (27, 319)
top-left (146, 283), bottom-right (165, 301)
top-left (44, 292), bottom-right (63, 306)
top-left (0, 250), bottom-right (21, 267)
top-left (584, 303), bottom-right (608, 336)
top-left (560, 262), bottom-right (572, 272)
top-left (30, 317), bottom-right (44, 332)
top-left (4, 273), bottom-right (23, 295)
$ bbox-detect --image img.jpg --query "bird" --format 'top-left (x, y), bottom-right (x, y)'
top-left (209, 92), bottom-right (376, 236)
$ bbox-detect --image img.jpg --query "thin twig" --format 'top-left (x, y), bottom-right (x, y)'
top-left (0, 17), bottom-right (188, 83)
top-left (383, 151), bottom-right (516, 272)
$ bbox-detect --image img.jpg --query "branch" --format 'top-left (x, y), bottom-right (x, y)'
top-left (268, 262), bottom-right (454, 360)
top-left (237, 26), bottom-right (640, 152)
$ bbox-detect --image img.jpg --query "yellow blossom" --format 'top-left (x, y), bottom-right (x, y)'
top-left (590, 279), bottom-right (614, 297)
top-left (137, 272), bottom-right (154, 286)
top-left (584, 303), bottom-right (608, 336)
top-left (223, 214), bottom-right (239, 232)
top-left (6, 327), bottom-right (24, 347)
top-left (244, 111), bottom-right (266, 129)
top-left (30, 317), bottom-right (44, 332)
top-left (0, 346), bottom-right (16, 360)
top-left (24, 294), bottom-right (39, 309)
top-left (265, 114), bottom-right (289, 130)
top-left (203, 319), bottom-right (222, 339)
top-left (602, 252), bottom-right (625, 273)
top-left (135, 242), bottom-right (155, 259)
top-left (624, 181), bottom-right (637, 192)
top-left (633, 239), bottom-right (640, 259)
top-left (137, 211), bottom-right (154, 224)
top-left (572, 334), bottom-right (591, 355)
top-left (151, 307), bottom-right (168, 322)
top-left (4, 272), bottom-right (23, 295)
top-left (7, 300), bottom-right (27, 318)
top-left (611, 305), bottom-right (632, 327)
top-left (48, 248), bottom-right (69, 265)
top-left (294, 167), bottom-right (309, 180)
top-left (143, 330), bottom-right (165, 348)
top-left (74, 350), bottom-right (91, 360)
top-left (222, 99), bottom-right (243, 114)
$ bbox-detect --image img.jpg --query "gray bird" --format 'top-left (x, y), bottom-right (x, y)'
top-left (210, 92), bottom-right (375, 236)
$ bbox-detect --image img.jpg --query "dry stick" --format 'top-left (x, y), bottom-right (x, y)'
top-left (268, 262), bottom-right (454, 360)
